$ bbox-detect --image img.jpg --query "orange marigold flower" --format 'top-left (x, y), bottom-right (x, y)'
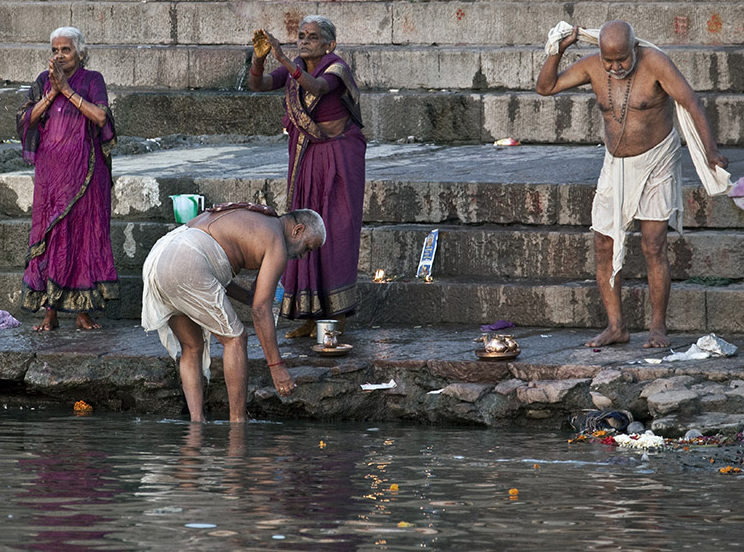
top-left (73, 400), bottom-right (93, 413)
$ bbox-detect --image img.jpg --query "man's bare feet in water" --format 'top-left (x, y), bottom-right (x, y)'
top-left (584, 326), bottom-right (630, 347)
top-left (285, 319), bottom-right (315, 339)
top-left (643, 328), bottom-right (671, 349)
top-left (33, 310), bottom-right (59, 332)
top-left (76, 313), bottom-right (101, 330)
top-left (269, 362), bottom-right (296, 397)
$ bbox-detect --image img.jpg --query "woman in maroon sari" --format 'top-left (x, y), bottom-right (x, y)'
top-left (17, 27), bottom-right (118, 331)
top-left (249, 15), bottom-right (366, 338)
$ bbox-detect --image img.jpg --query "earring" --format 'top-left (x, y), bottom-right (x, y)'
top-left (326, 50), bottom-right (330, 54)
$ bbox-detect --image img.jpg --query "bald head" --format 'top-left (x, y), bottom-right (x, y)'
top-left (598, 20), bottom-right (636, 52)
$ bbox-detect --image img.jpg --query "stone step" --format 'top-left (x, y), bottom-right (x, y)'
top-left (0, 1), bottom-right (740, 48)
top-left (2, 142), bottom-right (742, 228)
top-left (3, 88), bottom-right (743, 145)
top-left (3, 218), bottom-right (743, 281)
top-left (0, 137), bottom-right (744, 229)
top-left (1, 269), bottom-right (742, 333)
top-left (2, 43), bottom-right (741, 93)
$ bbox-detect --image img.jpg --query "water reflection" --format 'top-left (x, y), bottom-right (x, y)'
top-left (0, 411), bottom-right (742, 551)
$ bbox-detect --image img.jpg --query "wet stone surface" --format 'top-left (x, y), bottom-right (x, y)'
top-left (1, 314), bottom-right (743, 437)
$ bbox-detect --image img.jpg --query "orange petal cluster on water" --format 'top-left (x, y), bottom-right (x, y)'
top-left (719, 466), bottom-right (742, 474)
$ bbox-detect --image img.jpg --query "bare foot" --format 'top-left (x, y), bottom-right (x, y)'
top-left (76, 313), bottom-right (101, 330)
top-left (33, 310), bottom-right (59, 332)
top-left (643, 329), bottom-right (671, 349)
top-left (269, 362), bottom-right (296, 397)
top-left (585, 326), bottom-right (630, 347)
top-left (285, 319), bottom-right (315, 339)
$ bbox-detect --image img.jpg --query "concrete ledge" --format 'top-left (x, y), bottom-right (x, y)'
top-left (2, 88), bottom-right (744, 145)
top-left (1, 142), bottom-right (742, 229)
top-left (5, 44), bottom-right (741, 93)
top-left (2, 268), bottom-right (743, 332)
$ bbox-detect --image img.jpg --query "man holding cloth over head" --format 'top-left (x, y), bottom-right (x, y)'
top-left (537, 20), bottom-right (730, 349)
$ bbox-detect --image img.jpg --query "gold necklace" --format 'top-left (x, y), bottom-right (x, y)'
top-left (607, 72), bottom-right (633, 124)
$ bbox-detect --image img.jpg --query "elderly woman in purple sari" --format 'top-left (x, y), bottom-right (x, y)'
top-left (249, 15), bottom-right (366, 338)
top-left (17, 27), bottom-right (118, 331)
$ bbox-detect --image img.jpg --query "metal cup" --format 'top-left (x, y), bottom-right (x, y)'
top-left (316, 320), bottom-right (339, 344)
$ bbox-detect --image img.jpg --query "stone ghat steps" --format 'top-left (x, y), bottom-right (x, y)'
top-left (0, 1), bottom-right (740, 48)
top-left (2, 218), bottom-right (743, 281)
top-left (3, 88), bottom-right (743, 145)
top-left (2, 43), bottom-right (742, 93)
top-left (1, 269), bottom-right (742, 332)
top-left (3, 142), bottom-right (742, 227)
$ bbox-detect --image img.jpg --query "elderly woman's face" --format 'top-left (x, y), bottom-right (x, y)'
top-left (296, 22), bottom-right (330, 61)
top-left (51, 36), bottom-right (81, 75)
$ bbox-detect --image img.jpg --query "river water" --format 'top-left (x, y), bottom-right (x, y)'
top-left (1, 408), bottom-right (742, 551)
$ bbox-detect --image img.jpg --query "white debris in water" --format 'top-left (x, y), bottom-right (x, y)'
top-left (614, 433), bottom-right (665, 449)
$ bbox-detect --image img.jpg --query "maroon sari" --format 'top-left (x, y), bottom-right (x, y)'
top-left (17, 67), bottom-right (119, 313)
top-left (274, 54), bottom-right (366, 319)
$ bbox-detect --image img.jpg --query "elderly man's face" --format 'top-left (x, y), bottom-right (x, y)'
top-left (287, 233), bottom-right (323, 260)
top-left (600, 42), bottom-right (637, 80)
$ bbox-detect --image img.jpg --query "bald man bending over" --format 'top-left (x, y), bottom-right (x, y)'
top-left (142, 204), bottom-right (325, 422)
top-left (537, 20), bottom-right (728, 349)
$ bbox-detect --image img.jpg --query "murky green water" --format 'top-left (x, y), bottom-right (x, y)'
top-left (1, 408), bottom-right (742, 551)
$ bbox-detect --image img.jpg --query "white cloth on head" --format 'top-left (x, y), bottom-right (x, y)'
top-left (141, 225), bottom-right (245, 380)
top-left (544, 21), bottom-right (731, 198)
top-left (591, 129), bottom-right (683, 285)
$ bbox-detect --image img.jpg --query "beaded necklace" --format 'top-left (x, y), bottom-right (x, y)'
top-left (607, 72), bottom-right (633, 124)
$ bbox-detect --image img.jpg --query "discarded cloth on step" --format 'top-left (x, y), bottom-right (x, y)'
top-left (0, 310), bottom-right (21, 330)
top-left (662, 333), bottom-right (738, 362)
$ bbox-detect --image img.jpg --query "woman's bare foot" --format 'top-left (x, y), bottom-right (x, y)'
top-left (643, 329), bottom-right (670, 349)
top-left (76, 313), bottom-right (101, 330)
top-left (585, 326), bottom-right (630, 347)
top-left (269, 362), bottom-right (296, 396)
top-left (285, 319), bottom-right (315, 339)
top-left (33, 310), bottom-right (59, 332)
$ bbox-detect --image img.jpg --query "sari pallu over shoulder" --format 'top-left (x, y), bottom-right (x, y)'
top-left (284, 54), bottom-right (363, 210)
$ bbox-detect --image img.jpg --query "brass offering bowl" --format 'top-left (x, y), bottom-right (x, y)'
top-left (476, 333), bottom-right (520, 360)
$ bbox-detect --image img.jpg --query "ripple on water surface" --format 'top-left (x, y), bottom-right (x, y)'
top-left (0, 409), bottom-right (742, 551)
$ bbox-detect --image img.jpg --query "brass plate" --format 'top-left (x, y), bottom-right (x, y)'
top-left (475, 349), bottom-right (520, 361)
top-left (312, 343), bottom-right (353, 357)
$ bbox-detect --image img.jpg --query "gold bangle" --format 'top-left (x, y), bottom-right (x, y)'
top-left (42, 92), bottom-right (50, 104)
top-left (77, 95), bottom-right (83, 109)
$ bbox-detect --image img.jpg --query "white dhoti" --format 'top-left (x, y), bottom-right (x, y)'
top-left (141, 225), bottom-right (245, 379)
top-left (591, 128), bottom-right (683, 285)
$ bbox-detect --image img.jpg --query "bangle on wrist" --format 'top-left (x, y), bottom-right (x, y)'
top-left (77, 94), bottom-right (83, 109)
top-left (250, 66), bottom-right (263, 77)
top-left (267, 360), bottom-right (285, 367)
top-left (291, 65), bottom-right (302, 80)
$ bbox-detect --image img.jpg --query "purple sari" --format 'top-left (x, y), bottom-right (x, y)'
top-left (17, 67), bottom-right (119, 313)
top-left (276, 54), bottom-right (366, 319)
